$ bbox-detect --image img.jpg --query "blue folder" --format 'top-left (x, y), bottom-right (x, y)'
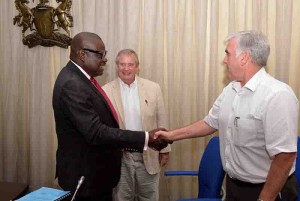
top-left (16, 187), bottom-right (71, 201)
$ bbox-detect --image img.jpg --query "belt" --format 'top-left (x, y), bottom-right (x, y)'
top-left (228, 175), bottom-right (264, 187)
top-left (228, 172), bottom-right (295, 187)
top-left (123, 148), bottom-right (143, 153)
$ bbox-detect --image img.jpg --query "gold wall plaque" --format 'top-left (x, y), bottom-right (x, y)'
top-left (13, 0), bottom-right (73, 48)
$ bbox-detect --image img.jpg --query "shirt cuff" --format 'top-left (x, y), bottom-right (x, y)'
top-left (144, 131), bottom-right (149, 150)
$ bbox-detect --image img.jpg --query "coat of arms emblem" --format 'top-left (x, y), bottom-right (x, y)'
top-left (13, 0), bottom-right (73, 48)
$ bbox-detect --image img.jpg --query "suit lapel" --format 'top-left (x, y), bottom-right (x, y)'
top-left (68, 61), bottom-right (112, 114)
top-left (111, 80), bottom-right (126, 127)
top-left (137, 77), bottom-right (147, 127)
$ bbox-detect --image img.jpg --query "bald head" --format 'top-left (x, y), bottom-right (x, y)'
top-left (69, 32), bottom-right (107, 77)
top-left (70, 32), bottom-right (102, 60)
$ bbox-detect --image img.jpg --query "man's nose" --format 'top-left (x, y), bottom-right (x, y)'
top-left (100, 58), bottom-right (107, 65)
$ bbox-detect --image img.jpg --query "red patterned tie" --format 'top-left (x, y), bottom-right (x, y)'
top-left (90, 77), bottom-right (119, 125)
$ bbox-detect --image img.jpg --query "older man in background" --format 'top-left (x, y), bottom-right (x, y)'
top-left (103, 49), bottom-right (171, 201)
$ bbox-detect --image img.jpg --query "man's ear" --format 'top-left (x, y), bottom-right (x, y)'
top-left (78, 49), bottom-right (85, 62)
top-left (241, 51), bottom-right (250, 66)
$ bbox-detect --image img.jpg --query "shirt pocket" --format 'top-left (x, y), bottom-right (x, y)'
top-left (233, 117), bottom-right (258, 147)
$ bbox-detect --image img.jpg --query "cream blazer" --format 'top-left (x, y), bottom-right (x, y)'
top-left (103, 76), bottom-right (171, 174)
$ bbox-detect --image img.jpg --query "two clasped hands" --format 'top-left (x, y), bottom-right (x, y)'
top-left (148, 128), bottom-right (172, 151)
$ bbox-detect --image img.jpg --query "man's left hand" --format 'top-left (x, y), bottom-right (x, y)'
top-left (159, 152), bottom-right (170, 167)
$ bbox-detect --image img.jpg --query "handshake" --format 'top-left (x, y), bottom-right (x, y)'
top-left (148, 128), bottom-right (172, 151)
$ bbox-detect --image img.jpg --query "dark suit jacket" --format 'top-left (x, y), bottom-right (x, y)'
top-left (52, 61), bottom-right (145, 197)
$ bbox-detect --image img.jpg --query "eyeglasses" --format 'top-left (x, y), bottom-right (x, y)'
top-left (82, 48), bottom-right (107, 59)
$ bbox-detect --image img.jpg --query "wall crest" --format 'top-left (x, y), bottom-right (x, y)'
top-left (13, 0), bottom-right (73, 48)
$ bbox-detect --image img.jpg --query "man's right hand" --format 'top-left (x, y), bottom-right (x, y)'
top-left (148, 128), bottom-right (171, 151)
top-left (153, 129), bottom-right (171, 141)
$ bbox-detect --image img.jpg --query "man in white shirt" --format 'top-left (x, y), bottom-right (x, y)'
top-left (103, 49), bottom-right (171, 201)
top-left (155, 30), bottom-right (299, 201)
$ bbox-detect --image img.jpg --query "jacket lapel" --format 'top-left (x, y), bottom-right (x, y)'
top-left (111, 80), bottom-right (126, 127)
top-left (137, 77), bottom-right (147, 127)
top-left (68, 61), bottom-right (112, 114)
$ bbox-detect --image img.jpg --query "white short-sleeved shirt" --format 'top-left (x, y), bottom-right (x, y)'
top-left (204, 68), bottom-right (299, 183)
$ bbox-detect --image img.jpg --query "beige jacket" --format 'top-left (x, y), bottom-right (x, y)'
top-left (103, 76), bottom-right (171, 174)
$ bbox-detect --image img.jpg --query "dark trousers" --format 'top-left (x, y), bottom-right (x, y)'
top-left (226, 173), bottom-right (298, 201)
top-left (74, 189), bottom-right (113, 201)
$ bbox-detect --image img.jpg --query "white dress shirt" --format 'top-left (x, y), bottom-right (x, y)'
top-left (204, 68), bottom-right (299, 183)
top-left (119, 77), bottom-right (149, 150)
top-left (119, 78), bottom-right (143, 131)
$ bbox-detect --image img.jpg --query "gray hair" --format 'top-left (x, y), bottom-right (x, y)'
top-left (225, 30), bottom-right (270, 67)
top-left (115, 49), bottom-right (140, 66)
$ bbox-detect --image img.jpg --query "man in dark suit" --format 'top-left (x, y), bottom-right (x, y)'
top-left (52, 32), bottom-right (168, 201)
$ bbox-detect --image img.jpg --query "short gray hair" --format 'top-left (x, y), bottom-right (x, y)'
top-left (225, 30), bottom-right (270, 67)
top-left (115, 49), bottom-right (140, 66)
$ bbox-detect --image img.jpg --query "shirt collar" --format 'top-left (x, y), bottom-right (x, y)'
top-left (232, 67), bottom-right (266, 92)
top-left (118, 76), bottom-right (137, 89)
top-left (70, 60), bottom-right (91, 79)
top-left (244, 67), bottom-right (266, 92)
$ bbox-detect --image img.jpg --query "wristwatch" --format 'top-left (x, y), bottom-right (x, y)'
top-left (257, 199), bottom-right (264, 201)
